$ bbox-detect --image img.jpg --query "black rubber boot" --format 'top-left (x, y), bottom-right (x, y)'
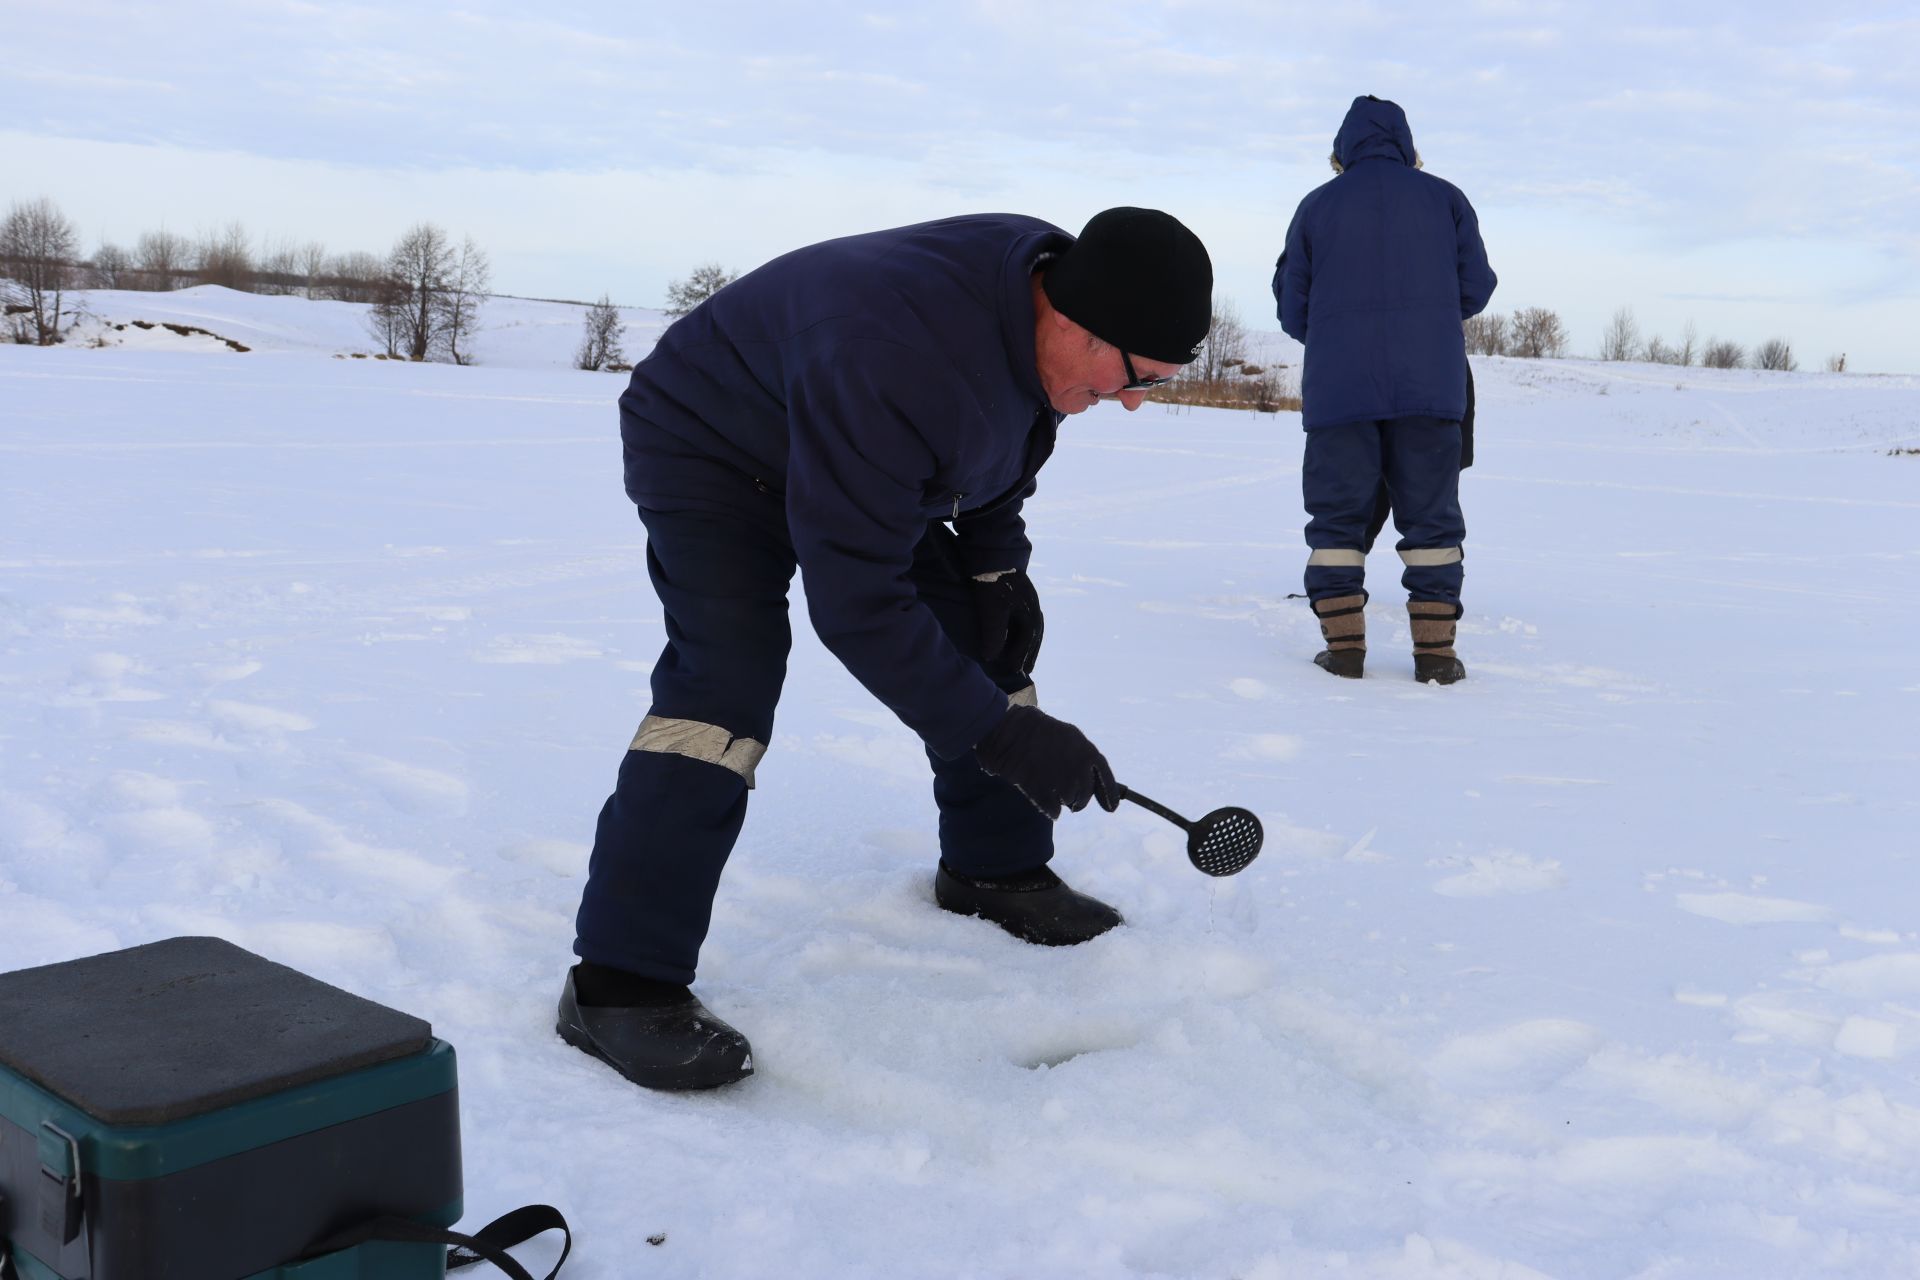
top-left (1314, 649), bottom-right (1365, 678)
top-left (1310, 593), bottom-right (1366, 679)
top-left (1414, 653), bottom-right (1467, 684)
top-left (1409, 600), bottom-right (1467, 685)
top-left (556, 965), bottom-right (753, 1091)
top-left (934, 862), bottom-right (1123, 946)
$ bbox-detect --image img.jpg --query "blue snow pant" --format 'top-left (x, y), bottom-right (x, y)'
top-left (573, 496), bottom-right (1051, 985)
top-left (1302, 416), bottom-right (1465, 605)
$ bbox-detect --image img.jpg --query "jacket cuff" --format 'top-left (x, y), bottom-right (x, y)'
top-left (954, 537), bottom-right (1032, 578)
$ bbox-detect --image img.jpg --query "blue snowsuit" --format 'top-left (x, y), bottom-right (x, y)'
top-left (1273, 96), bottom-right (1497, 604)
top-left (577, 215), bottom-right (1074, 984)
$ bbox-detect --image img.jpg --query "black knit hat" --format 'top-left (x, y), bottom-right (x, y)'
top-left (1042, 207), bottom-right (1213, 365)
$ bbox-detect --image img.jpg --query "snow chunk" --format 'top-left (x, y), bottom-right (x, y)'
top-left (1676, 892), bottom-right (1834, 924)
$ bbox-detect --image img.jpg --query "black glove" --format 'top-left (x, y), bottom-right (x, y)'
top-left (972, 570), bottom-right (1044, 676)
top-left (973, 704), bottom-right (1120, 821)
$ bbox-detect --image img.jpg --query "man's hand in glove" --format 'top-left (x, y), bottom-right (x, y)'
top-left (973, 704), bottom-right (1120, 820)
top-left (971, 569), bottom-right (1043, 677)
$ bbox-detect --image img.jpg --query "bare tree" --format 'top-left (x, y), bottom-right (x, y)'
top-left (1826, 352), bottom-right (1847, 374)
top-left (382, 223), bottom-right (454, 360)
top-left (195, 222), bottom-right (254, 291)
top-left (366, 224), bottom-right (488, 362)
top-left (1598, 306), bottom-right (1640, 361)
top-left (665, 262), bottom-right (738, 317)
top-left (368, 273), bottom-right (409, 357)
top-left (1676, 320), bottom-right (1698, 367)
top-left (575, 294), bottom-right (628, 371)
top-left (301, 242), bottom-right (329, 299)
top-left (89, 242), bottom-right (133, 290)
top-left (1, 197), bottom-right (81, 345)
top-left (133, 229), bottom-right (192, 291)
top-left (1249, 368), bottom-right (1299, 414)
top-left (1701, 339), bottom-right (1744, 369)
top-left (1643, 335), bottom-right (1676, 365)
top-left (1509, 307), bottom-right (1568, 359)
top-left (323, 251), bottom-right (386, 304)
top-left (439, 235), bottom-right (489, 365)
top-left (1184, 302), bottom-right (1246, 392)
top-left (254, 237), bottom-right (303, 295)
top-left (1754, 338), bottom-right (1796, 372)
top-left (1464, 312), bottom-right (1507, 356)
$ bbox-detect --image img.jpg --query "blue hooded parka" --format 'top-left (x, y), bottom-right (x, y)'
top-left (1273, 97), bottom-right (1497, 430)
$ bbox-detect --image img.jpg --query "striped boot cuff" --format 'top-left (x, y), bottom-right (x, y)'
top-left (1407, 600), bottom-right (1461, 658)
top-left (1312, 593), bottom-right (1367, 651)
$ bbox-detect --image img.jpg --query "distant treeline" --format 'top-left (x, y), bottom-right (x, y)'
top-left (6, 195), bottom-right (1846, 377)
top-left (1471, 305), bottom-right (1838, 373)
top-left (0, 195), bottom-right (489, 363)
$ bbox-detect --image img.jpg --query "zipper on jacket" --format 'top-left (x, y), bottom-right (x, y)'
top-left (952, 493), bottom-right (963, 519)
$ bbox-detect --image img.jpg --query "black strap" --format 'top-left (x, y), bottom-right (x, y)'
top-left (301, 1205), bottom-right (571, 1280)
top-left (448, 1205), bottom-right (572, 1277)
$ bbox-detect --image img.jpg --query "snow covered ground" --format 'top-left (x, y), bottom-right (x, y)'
top-left (4, 291), bottom-right (1919, 1278)
top-left (51, 284), bottom-right (672, 371)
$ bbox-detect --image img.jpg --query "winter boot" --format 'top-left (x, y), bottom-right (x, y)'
top-left (556, 963), bottom-right (754, 1091)
top-left (1310, 593), bottom-right (1367, 678)
top-left (1409, 599), bottom-right (1466, 685)
top-left (934, 862), bottom-right (1123, 946)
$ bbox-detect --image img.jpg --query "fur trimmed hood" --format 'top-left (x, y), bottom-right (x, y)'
top-left (1330, 95), bottom-right (1419, 173)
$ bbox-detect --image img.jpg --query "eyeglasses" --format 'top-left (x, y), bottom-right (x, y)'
top-left (1119, 349), bottom-right (1176, 392)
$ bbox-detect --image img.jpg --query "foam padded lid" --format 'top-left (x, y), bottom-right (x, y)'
top-left (0, 936), bottom-right (433, 1126)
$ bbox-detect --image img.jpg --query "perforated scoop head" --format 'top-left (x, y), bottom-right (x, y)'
top-left (1188, 807), bottom-right (1263, 877)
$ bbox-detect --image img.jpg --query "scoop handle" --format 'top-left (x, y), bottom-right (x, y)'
top-left (1116, 785), bottom-right (1195, 833)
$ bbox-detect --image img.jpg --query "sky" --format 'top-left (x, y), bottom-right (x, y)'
top-left (4, 1), bottom-right (1917, 373)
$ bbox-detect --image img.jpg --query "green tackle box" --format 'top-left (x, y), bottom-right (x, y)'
top-left (0, 937), bottom-right (462, 1280)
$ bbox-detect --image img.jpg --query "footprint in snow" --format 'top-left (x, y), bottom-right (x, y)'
top-left (1797, 952), bottom-right (1920, 1000)
top-left (1428, 1018), bottom-right (1605, 1093)
top-left (196, 658), bottom-right (264, 684)
top-left (124, 719), bottom-right (237, 752)
top-left (471, 633), bottom-right (603, 664)
top-left (497, 838), bottom-right (588, 877)
top-left (208, 699), bottom-right (316, 734)
top-left (1675, 892), bottom-right (1833, 925)
top-left (1429, 852), bottom-right (1566, 897)
top-left (103, 804), bottom-right (218, 856)
top-left (340, 753), bottom-right (470, 816)
top-left (51, 595), bottom-right (164, 628)
top-left (1228, 733), bottom-right (1304, 763)
top-left (59, 652), bottom-right (164, 704)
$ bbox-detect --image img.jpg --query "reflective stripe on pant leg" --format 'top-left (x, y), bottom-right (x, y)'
top-left (1308, 548), bottom-right (1368, 567)
top-left (1397, 546), bottom-right (1463, 567)
top-left (630, 714), bottom-right (767, 788)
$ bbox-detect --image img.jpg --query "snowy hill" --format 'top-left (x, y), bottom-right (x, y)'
top-left (4, 290), bottom-right (1920, 1278)
top-left (58, 284), bottom-right (673, 371)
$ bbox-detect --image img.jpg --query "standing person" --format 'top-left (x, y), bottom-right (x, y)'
top-left (559, 209), bottom-right (1213, 1091)
top-left (1273, 95), bottom-right (1496, 683)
